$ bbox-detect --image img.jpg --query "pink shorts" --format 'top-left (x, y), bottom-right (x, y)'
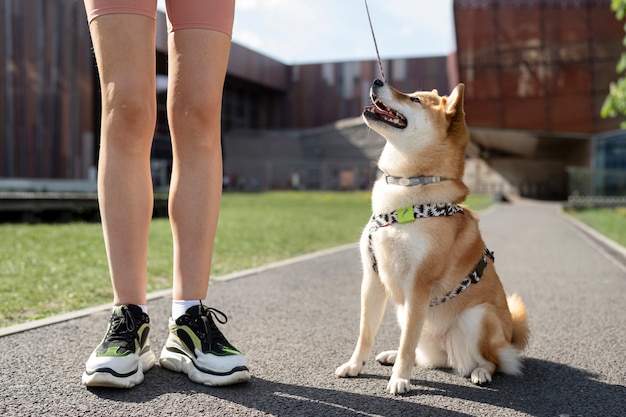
top-left (83, 0), bottom-right (234, 36)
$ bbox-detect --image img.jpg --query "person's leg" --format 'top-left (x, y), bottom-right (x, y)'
top-left (81, 3), bottom-right (158, 387)
top-left (159, 0), bottom-right (249, 386)
top-left (167, 27), bottom-right (228, 302)
top-left (93, 13), bottom-right (156, 307)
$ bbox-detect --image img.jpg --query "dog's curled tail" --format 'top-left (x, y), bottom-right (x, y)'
top-left (507, 293), bottom-right (530, 350)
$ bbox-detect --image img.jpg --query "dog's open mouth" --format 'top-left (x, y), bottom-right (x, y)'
top-left (364, 93), bottom-right (407, 129)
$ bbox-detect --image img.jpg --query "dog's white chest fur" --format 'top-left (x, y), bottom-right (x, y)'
top-left (366, 223), bottom-right (430, 304)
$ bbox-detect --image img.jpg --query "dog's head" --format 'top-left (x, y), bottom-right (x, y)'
top-left (363, 79), bottom-right (469, 179)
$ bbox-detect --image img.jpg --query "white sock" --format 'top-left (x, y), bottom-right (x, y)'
top-left (172, 300), bottom-right (202, 320)
top-left (113, 304), bottom-right (147, 314)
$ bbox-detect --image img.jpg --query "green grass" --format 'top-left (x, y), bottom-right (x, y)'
top-left (462, 194), bottom-right (493, 212)
top-left (0, 191), bottom-right (491, 328)
top-left (566, 206), bottom-right (626, 247)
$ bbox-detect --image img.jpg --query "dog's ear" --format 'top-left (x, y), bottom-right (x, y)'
top-left (445, 83), bottom-right (465, 118)
top-left (445, 84), bottom-right (468, 139)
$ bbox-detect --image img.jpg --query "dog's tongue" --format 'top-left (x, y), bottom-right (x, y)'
top-left (367, 104), bottom-right (394, 118)
top-left (363, 104), bottom-right (380, 116)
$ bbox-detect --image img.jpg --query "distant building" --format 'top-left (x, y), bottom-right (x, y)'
top-left (0, 0), bottom-right (94, 180)
top-left (454, 0), bottom-right (624, 198)
top-left (0, 1), bottom-right (451, 184)
top-left (1, 0), bottom-right (624, 198)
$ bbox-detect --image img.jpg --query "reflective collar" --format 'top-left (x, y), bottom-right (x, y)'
top-left (384, 174), bottom-right (447, 186)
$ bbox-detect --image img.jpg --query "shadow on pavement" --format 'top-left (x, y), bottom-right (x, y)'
top-left (85, 358), bottom-right (625, 416)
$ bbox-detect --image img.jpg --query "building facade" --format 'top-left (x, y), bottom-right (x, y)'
top-left (454, 0), bottom-right (624, 198)
top-left (1, 0), bottom-right (94, 180)
top-left (1, 0), bottom-right (624, 198)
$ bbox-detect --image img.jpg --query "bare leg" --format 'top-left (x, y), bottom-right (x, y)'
top-left (166, 29), bottom-right (231, 300)
top-left (90, 14), bottom-right (157, 306)
top-left (81, 12), bottom-right (157, 388)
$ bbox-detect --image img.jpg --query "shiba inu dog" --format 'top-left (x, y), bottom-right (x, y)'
top-left (335, 79), bottom-right (529, 395)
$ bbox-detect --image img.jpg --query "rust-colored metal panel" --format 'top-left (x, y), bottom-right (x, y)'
top-left (554, 43), bottom-right (590, 64)
top-left (454, 0), bottom-right (622, 134)
top-left (464, 99), bottom-right (501, 128)
top-left (543, 8), bottom-right (589, 44)
top-left (455, 7), bottom-right (497, 67)
top-left (1, 0), bottom-right (96, 179)
top-left (285, 57), bottom-right (450, 129)
top-left (227, 43), bottom-right (289, 92)
top-left (546, 63), bottom-right (592, 95)
top-left (496, 8), bottom-right (542, 53)
top-left (459, 66), bottom-right (501, 99)
top-left (591, 35), bottom-right (623, 63)
top-left (548, 95), bottom-right (593, 132)
top-left (500, 65), bottom-right (546, 99)
top-left (502, 98), bottom-right (546, 130)
top-left (591, 5), bottom-right (623, 41)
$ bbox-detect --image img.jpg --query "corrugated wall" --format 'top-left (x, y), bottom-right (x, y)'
top-left (285, 56), bottom-right (452, 129)
top-left (454, 0), bottom-right (622, 133)
top-left (0, 0), bottom-right (94, 179)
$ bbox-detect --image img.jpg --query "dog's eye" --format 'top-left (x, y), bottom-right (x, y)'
top-left (410, 96), bottom-right (421, 104)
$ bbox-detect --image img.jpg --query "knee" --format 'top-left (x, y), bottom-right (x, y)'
top-left (102, 82), bottom-right (156, 136)
top-left (168, 93), bottom-right (222, 139)
top-left (100, 84), bottom-right (156, 155)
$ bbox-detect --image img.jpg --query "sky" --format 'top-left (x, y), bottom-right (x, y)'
top-left (157, 0), bottom-right (456, 64)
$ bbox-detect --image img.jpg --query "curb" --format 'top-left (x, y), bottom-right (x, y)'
top-left (559, 209), bottom-right (626, 273)
top-left (0, 243), bottom-right (358, 338)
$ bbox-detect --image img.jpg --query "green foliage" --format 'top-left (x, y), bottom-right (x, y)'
top-left (602, 0), bottom-right (626, 127)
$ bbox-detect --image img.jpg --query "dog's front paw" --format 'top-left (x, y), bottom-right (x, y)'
top-left (387, 375), bottom-right (411, 395)
top-left (375, 350), bottom-right (397, 366)
top-left (470, 367), bottom-right (492, 385)
top-left (335, 360), bottom-right (365, 378)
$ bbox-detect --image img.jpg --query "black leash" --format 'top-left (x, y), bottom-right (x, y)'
top-left (364, 0), bottom-right (386, 82)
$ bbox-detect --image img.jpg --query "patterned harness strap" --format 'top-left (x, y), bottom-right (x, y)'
top-left (368, 203), bottom-right (463, 274)
top-left (429, 247), bottom-right (494, 307)
top-left (367, 203), bottom-right (495, 307)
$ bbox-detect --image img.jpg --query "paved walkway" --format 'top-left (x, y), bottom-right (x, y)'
top-left (1, 201), bottom-right (625, 416)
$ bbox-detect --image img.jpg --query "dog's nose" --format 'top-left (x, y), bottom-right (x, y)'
top-left (373, 79), bottom-right (384, 87)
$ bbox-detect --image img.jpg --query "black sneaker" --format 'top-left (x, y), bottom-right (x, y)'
top-left (82, 304), bottom-right (156, 388)
top-left (159, 304), bottom-right (250, 386)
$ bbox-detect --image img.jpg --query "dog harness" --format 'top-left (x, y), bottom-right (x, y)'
top-left (367, 203), bottom-right (495, 307)
top-left (428, 247), bottom-right (495, 307)
top-left (367, 203), bottom-right (463, 274)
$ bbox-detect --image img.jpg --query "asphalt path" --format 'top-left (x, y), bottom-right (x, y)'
top-left (1, 201), bottom-right (625, 416)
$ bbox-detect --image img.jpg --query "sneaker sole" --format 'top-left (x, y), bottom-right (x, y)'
top-left (160, 348), bottom-right (251, 386)
top-left (82, 350), bottom-right (157, 388)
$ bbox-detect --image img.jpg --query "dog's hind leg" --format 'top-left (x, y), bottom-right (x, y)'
top-left (375, 350), bottom-right (397, 366)
top-left (416, 335), bottom-right (448, 369)
top-left (335, 267), bottom-right (388, 378)
top-left (377, 312), bottom-right (448, 369)
top-left (448, 304), bottom-right (519, 385)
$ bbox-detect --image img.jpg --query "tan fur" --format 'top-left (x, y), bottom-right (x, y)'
top-left (335, 80), bottom-right (529, 395)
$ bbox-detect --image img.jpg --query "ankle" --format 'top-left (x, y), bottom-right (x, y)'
top-left (172, 300), bottom-right (202, 320)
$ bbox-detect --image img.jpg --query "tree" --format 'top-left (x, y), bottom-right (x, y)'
top-left (602, 0), bottom-right (626, 128)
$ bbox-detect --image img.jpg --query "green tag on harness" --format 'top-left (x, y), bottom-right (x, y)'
top-left (397, 205), bottom-right (415, 223)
